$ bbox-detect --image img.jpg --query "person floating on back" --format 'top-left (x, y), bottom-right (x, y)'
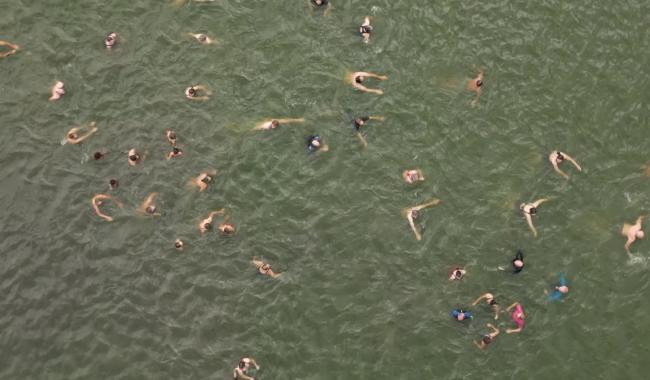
top-left (252, 257), bottom-right (282, 279)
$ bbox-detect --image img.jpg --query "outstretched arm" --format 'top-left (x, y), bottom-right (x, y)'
top-left (525, 213), bottom-right (537, 237)
top-left (551, 159), bottom-right (569, 179)
top-left (624, 236), bottom-right (634, 254)
top-left (473, 340), bottom-right (484, 349)
top-left (492, 304), bottom-right (500, 320)
top-left (564, 153), bottom-right (582, 172)
top-left (405, 212), bottom-right (422, 241)
top-left (506, 303), bottom-right (518, 312)
top-left (208, 209), bottom-right (225, 218)
top-left (276, 118), bottom-right (305, 124)
top-left (252, 257), bottom-right (264, 269)
top-left (352, 81), bottom-right (382, 94)
top-left (72, 126), bottom-right (98, 144)
top-left (471, 294), bottom-right (486, 306)
top-left (356, 132), bottom-right (368, 148)
top-left (532, 198), bottom-right (549, 207)
top-left (487, 323), bottom-right (500, 336)
top-left (369, 116), bottom-right (385, 121)
top-left (412, 198), bottom-right (441, 211)
top-left (506, 327), bottom-right (522, 334)
top-left (364, 72), bottom-right (388, 80)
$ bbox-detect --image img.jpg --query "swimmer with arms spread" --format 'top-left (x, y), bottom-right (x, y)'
top-left (0, 39), bottom-right (19, 58)
top-left (353, 115), bottom-right (384, 147)
top-left (506, 302), bottom-right (525, 334)
top-left (622, 216), bottom-right (644, 257)
top-left (138, 192), bottom-right (160, 216)
top-left (472, 293), bottom-right (500, 320)
top-left (402, 198), bottom-right (441, 241)
top-left (92, 194), bottom-right (123, 222)
top-left (520, 198), bottom-right (549, 237)
top-left (254, 118), bottom-right (305, 130)
top-left (233, 357), bottom-right (260, 380)
top-left (192, 169), bottom-right (218, 192)
top-left (549, 150), bottom-right (582, 179)
top-left (252, 257), bottom-right (282, 279)
top-left (49, 81), bottom-right (65, 101)
top-left (198, 209), bottom-right (225, 234)
top-left (348, 71), bottom-right (388, 95)
top-left (185, 84), bottom-right (211, 100)
top-left (66, 122), bottom-right (98, 144)
top-left (474, 323), bottom-right (500, 349)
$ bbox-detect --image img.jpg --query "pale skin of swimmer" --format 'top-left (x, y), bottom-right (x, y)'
top-left (467, 69), bottom-right (484, 105)
top-left (185, 85), bottom-right (211, 100)
top-left (188, 33), bottom-right (215, 44)
top-left (548, 151), bottom-right (582, 179)
top-left (348, 71), bottom-right (388, 95)
top-left (402, 169), bottom-right (424, 184)
top-left (402, 198), bottom-right (441, 241)
top-left (520, 198), bottom-right (549, 237)
top-left (191, 169), bottom-right (218, 192)
top-left (199, 209), bottom-right (225, 234)
top-left (66, 122), bottom-right (98, 144)
top-left (0, 40), bottom-right (19, 58)
top-left (92, 194), bottom-right (123, 222)
top-left (622, 216), bottom-right (644, 256)
top-left (472, 293), bottom-right (500, 320)
top-left (49, 81), bottom-right (65, 101)
top-left (252, 257), bottom-right (282, 278)
top-left (254, 118), bottom-right (305, 130)
top-left (474, 323), bottom-right (500, 350)
top-left (353, 115), bottom-right (384, 148)
top-left (138, 192), bottom-right (161, 217)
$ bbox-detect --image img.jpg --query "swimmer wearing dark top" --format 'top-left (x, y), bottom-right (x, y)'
top-left (359, 16), bottom-right (372, 43)
top-left (306, 135), bottom-right (328, 152)
top-left (451, 309), bottom-right (472, 321)
top-left (352, 115), bottom-right (384, 147)
top-left (512, 250), bottom-right (524, 273)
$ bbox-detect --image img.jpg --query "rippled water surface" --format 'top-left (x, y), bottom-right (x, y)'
top-left (1, 0), bottom-right (649, 379)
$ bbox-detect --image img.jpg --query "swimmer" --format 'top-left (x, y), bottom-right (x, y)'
top-left (138, 192), bottom-right (160, 216)
top-left (545, 273), bottom-right (569, 301)
top-left (127, 148), bottom-right (141, 166)
top-left (402, 169), bottom-right (424, 184)
top-left (451, 309), bottom-right (472, 321)
top-left (448, 267), bottom-right (466, 281)
top-left (0, 40), bottom-right (19, 58)
top-left (165, 130), bottom-right (177, 146)
top-left (311, 0), bottom-right (331, 15)
top-left (166, 147), bottom-right (183, 160)
top-left (467, 69), bottom-right (484, 105)
top-left (511, 249), bottom-right (525, 273)
top-left (359, 16), bottom-right (372, 43)
top-left (306, 135), bottom-right (329, 152)
top-left (252, 257), bottom-right (282, 279)
top-left (192, 169), bottom-right (218, 192)
top-left (520, 198), bottom-right (549, 237)
top-left (471, 293), bottom-right (500, 320)
top-left (353, 115), bottom-right (384, 147)
top-left (622, 216), bottom-right (644, 256)
top-left (189, 33), bottom-right (215, 44)
top-left (49, 81), bottom-right (65, 101)
top-left (184, 85), bottom-right (211, 100)
top-left (219, 219), bottom-right (236, 235)
top-left (474, 323), bottom-right (500, 350)
top-left (233, 357), bottom-right (260, 380)
top-left (198, 209), bottom-right (224, 234)
top-left (402, 198), bottom-right (441, 241)
top-left (175, 239), bottom-right (184, 251)
top-left (66, 122), bottom-right (98, 144)
top-left (91, 194), bottom-right (123, 222)
top-left (254, 118), bottom-right (305, 130)
top-left (109, 179), bottom-right (119, 189)
top-left (506, 302), bottom-right (525, 334)
top-left (93, 150), bottom-right (107, 160)
top-left (104, 32), bottom-right (117, 49)
top-left (348, 71), bottom-right (388, 95)
top-left (549, 150), bottom-right (582, 179)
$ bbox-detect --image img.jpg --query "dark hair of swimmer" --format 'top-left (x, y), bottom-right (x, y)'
top-left (476, 79), bottom-right (483, 87)
top-left (68, 133), bottom-right (77, 139)
top-left (556, 152), bottom-right (564, 161)
top-left (204, 222), bottom-right (212, 230)
top-left (489, 299), bottom-right (497, 306)
top-left (360, 25), bottom-right (373, 35)
top-left (129, 154), bottom-right (139, 162)
top-left (146, 205), bottom-right (156, 214)
top-left (355, 76), bottom-right (364, 84)
top-left (222, 224), bottom-right (235, 234)
top-left (109, 179), bottom-right (119, 188)
top-left (94, 152), bottom-right (105, 160)
top-left (238, 361), bottom-right (246, 369)
top-left (271, 120), bottom-right (280, 128)
top-left (175, 241), bottom-right (183, 248)
top-left (188, 87), bottom-right (196, 96)
top-left (529, 207), bottom-right (537, 215)
top-left (201, 175), bottom-right (212, 184)
top-left (168, 132), bottom-right (176, 140)
top-left (482, 336), bottom-right (492, 345)
top-left (173, 147), bottom-right (181, 154)
top-left (198, 34), bottom-right (207, 42)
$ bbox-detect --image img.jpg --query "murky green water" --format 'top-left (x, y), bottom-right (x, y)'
top-left (1, 0), bottom-right (649, 378)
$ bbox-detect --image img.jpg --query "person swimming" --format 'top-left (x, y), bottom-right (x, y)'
top-left (448, 267), bottom-right (466, 281)
top-left (167, 147), bottom-right (183, 160)
top-left (109, 179), bottom-right (119, 189)
top-left (93, 150), bottom-right (107, 160)
top-left (0, 39), bottom-right (19, 58)
top-left (185, 85), bottom-right (211, 100)
top-left (467, 69), bottom-right (484, 105)
top-left (91, 194), bottom-right (123, 222)
top-left (66, 122), bottom-right (98, 145)
top-left (352, 115), bottom-right (384, 147)
top-left (192, 170), bottom-right (217, 192)
top-left (402, 198), bottom-right (441, 241)
top-left (520, 198), bottom-right (549, 237)
top-left (49, 81), bottom-right (65, 101)
top-left (306, 135), bottom-right (329, 153)
top-left (451, 309), bottom-right (472, 321)
top-left (359, 17), bottom-right (372, 43)
top-left (474, 323), bottom-right (500, 349)
top-left (622, 215), bottom-right (644, 256)
top-left (402, 169), bottom-right (424, 184)
top-left (138, 192), bottom-right (160, 216)
top-left (472, 293), bottom-right (500, 320)
top-left (312, 0), bottom-right (329, 7)
top-left (549, 150), bottom-right (582, 179)
top-left (254, 118), bottom-right (304, 130)
top-left (104, 32), bottom-right (117, 49)
top-left (127, 148), bottom-right (141, 166)
top-left (199, 209), bottom-right (224, 234)
top-left (189, 33), bottom-right (214, 44)
top-left (512, 250), bottom-right (524, 273)
top-left (506, 303), bottom-right (525, 333)
top-left (348, 71), bottom-right (388, 95)
top-left (545, 273), bottom-right (569, 301)
top-left (175, 239), bottom-right (184, 251)
top-left (219, 222), bottom-right (236, 235)
top-left (166, 130), bottom-right (177, 146)
top-left (252, 257), bottom-right (282, 279)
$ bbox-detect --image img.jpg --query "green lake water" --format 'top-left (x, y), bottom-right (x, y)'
top-left (1, 0), bottom-right (649, 378)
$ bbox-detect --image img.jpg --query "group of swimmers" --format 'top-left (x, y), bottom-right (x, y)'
top-left (2, 0), bottom-right (646, 374)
